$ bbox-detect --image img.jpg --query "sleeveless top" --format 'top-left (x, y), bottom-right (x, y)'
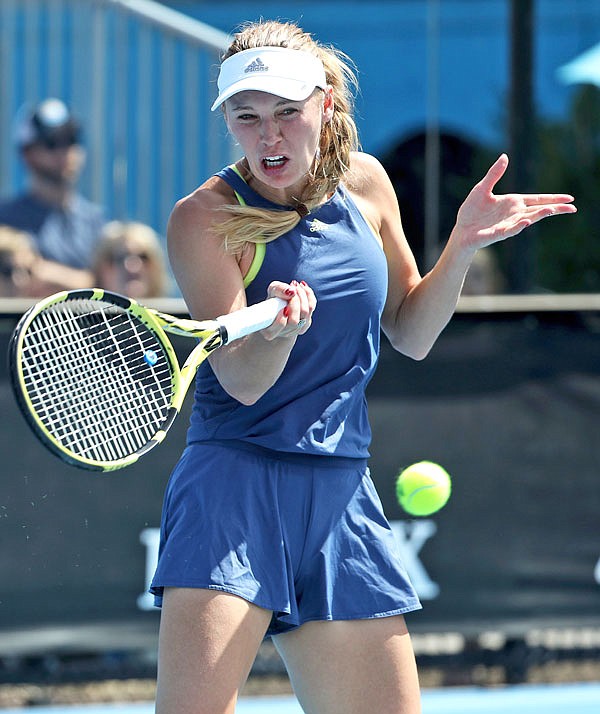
top-left (186, 165), bottom-right (389, 459)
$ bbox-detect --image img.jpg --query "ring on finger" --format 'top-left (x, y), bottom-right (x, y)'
top-left (297, 318), bottom-right (306, 328)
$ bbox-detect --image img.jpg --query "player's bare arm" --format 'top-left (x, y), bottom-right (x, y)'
top-left (167, 179), bottom-right (315, 404)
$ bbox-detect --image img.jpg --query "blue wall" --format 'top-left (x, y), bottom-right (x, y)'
top-left (166, 0), bottom-right (600, 154)
top-left (2, 1), bottom-right (598, 282)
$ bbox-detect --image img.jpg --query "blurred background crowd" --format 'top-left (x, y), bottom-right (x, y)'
top-left (0, 98), bottom-right (169, 299)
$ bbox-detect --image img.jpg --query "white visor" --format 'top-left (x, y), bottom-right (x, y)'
top-left (211, 46), bottom-right (327, 111)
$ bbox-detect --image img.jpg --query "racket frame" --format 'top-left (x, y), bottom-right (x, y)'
top-left (9, 289), bottom-right (228, 471)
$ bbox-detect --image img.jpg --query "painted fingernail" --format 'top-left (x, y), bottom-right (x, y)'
top-left (300, 281), bottom-right (307, 286)
top-left (285, 288), bottom-right (295, 296)
top-left (283, 306), bottom-right (290, 317)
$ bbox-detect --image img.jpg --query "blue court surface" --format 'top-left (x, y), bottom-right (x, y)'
top-left (1, 682), bottom-right (598, 713)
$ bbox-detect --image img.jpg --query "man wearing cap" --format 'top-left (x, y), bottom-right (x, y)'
top-left (0, 98), bottom-right (105, 291)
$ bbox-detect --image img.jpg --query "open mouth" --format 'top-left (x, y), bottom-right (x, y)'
top-left (262, 155), bottom-right (287, 169)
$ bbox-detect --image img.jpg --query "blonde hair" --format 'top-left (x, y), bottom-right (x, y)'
top-left (215, 20), bottom-right (359, 253)
top-left (93, 221), bottom-right (169, 297)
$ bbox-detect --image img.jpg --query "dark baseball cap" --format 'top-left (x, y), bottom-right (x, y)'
top-left (15, 98), bottom-right (81, 149)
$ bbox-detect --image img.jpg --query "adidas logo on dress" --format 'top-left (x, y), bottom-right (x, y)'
top-left (309, 219), bottom-right (327, 233)
top-left (245, 58), bottom-right (268, 73)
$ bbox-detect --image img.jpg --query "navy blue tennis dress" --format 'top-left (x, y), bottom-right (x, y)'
top-left (150, 166), bottom-right (421, 634)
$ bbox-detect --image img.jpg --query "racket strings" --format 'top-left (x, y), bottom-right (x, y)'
top-left (24, 306), bottom-right (169, 459)
top-left (20, 299), bottom-right (174, 462)
top-left (24, 307), bottom-right (159, 458)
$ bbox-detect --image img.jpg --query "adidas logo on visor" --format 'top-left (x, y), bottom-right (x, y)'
top-left (244, 58), bottom-right (268, 73)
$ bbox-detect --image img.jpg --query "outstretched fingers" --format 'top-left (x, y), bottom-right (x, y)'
top-left (480, 156), bottom-right (576, 211)
top-left (503, 201), bottom-right (576, 239)
top-left (520, 193), bottom-right (576, 207)
top-left (520, 199), bottom-right (577, 223)
top-left (455, 154), bottom-right (577, 249)
top-left (478, 153), bottom-right (510, 194)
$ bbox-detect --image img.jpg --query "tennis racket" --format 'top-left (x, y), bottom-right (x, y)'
top-left (9, 288), bottom-right (286, 472)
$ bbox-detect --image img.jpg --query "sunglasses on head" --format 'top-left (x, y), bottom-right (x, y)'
top-left (0, 261), bottom-right (15, 278)
top-left (107, 251), bottom-right (151, 264)
top-left (39, 136), bottom-right (79, 150)
top-left (0, 259), bottom-right (32, 279)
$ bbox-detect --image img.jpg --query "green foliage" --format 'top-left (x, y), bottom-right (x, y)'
top-left (534, 85), bottom-right (600, 292)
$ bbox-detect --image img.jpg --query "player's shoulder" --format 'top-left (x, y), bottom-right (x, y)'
top-left (169, 172), bottom-right (236, 233)
top-left (349, 150), bottom-right (386, 172)
top-left (345, 151), bottom-right (393, 196)
top-left (174, 173), bottom-right (236, 213)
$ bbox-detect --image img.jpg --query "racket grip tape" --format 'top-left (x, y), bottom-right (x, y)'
top-left (217, 297), bottom-right (287, 343)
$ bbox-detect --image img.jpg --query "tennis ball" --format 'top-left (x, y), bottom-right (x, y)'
top-left (395, 461), bottom-right (452, 516)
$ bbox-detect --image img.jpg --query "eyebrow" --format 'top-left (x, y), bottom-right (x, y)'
top-left (229, 98), bottom-right (300, 111)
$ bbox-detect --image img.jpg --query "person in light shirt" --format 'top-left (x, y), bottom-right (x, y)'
top-left (0, 98), bottom-right (105, 292)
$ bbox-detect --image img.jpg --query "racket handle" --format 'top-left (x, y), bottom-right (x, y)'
top-left (217, 297), bottom-right (287, 343)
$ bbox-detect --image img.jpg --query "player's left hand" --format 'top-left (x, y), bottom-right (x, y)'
top-left (453, 153), bottom-right (577, 252)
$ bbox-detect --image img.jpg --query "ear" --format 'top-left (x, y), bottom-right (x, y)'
top-left (322, 86), bottom-right (334, 123)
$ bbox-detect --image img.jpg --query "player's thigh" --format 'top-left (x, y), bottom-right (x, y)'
top-left (155, 587), bottom-right (272, 714)
top-left (273, 615), bottom-right (421, 714)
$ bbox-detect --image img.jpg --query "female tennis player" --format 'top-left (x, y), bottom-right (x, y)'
top-left (150, 20), bottom-right (576, 714)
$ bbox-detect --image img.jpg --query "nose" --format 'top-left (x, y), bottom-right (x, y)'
top-left (122, 254), bottom-right (145, 273)
top-left (259, 117), bottom-right (281, 145)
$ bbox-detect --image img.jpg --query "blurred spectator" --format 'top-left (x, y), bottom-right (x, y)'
top-left (93, 221), bottom-right (169, 298)
top-left (0, 225), bottom-right (47, 298)
top-left (0, 98), bottom-right (106, 291)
